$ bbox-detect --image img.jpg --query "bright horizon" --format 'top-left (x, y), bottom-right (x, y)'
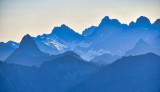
top-left (0, 0), bottom-right (160, 42)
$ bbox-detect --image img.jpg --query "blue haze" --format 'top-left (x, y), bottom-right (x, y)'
top-left (0, 16), bottom-right (160, 92)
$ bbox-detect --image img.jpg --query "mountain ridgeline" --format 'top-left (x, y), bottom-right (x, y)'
top-left (69, 53), bottom-right (160, 92)
top-left (1, 53), bottom-right (160, 92)
top-left (0, 16), bottom-right (160, 92)
top-left (1, 16), bottom-right (160, 62)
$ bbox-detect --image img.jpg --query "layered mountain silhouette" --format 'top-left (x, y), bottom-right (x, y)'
top-left (0, 41), bottom-right (19, 61)
top-left (1, 52), bottom-right (160, 92)
top-left (125, 39), bottom-right (152, 56)
top-left (86, 16), bottom-right (159, 56)
top-left (91, 53), bottom-right (120, 66)
top-left (152, 35), bottom-right (160, 55)
top-left (70, 53), bottom-right (160, 92)
top-left (0, 51), bottom-right (98, 92)
top-left (0, 16), bottom-right (160, 92)
top-left (1, 16), bottom-right (160, 63)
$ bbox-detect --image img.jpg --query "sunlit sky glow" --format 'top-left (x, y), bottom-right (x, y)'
top-left (0, 0), bottom-right (160, 42)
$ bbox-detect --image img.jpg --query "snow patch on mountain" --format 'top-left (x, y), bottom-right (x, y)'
top-left (42, 37), bottom-right (67, 52)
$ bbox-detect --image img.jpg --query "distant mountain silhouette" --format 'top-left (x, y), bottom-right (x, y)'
top-left (91, 53), bottom-right (120, 66)
top-left (0, 41), bottom-right (19, 60)
top-left (70, 53), bottom-right (160, 92)
top-left (152, 35), bottom-right (160, 55)
top-left (125, 39), bottom-right (152, 56)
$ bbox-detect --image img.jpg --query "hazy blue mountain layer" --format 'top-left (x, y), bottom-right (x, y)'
top-left (0, 41), bottom-right (19, 61)
top-left (69, 53), bottom-right (160, 92)
top-left (0, 52), bottom-right (99, 92)
top-left (1, 16), bottom-right (160, 62)
top-left (1, 53), bottom-right (159, 92)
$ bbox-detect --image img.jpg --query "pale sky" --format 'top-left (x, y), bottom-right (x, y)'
top-left (0, 0), bottom-right (160, 42)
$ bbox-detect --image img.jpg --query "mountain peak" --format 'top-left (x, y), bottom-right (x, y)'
top-left (134, 39), bottom-right (151, 51)
top-left (136, 39), bottom-right (148, 46)
top-left (135, 16), bottom-right (151, 26)
top-left (6, 34), bottom-right (47, 66)
top-left (60, 24), bottom-right (68, 28)
top-left (154, 19), bottom-right (160, 24)
top-left (50, 24), bottom-right (83, 42)
top-left (22, 34), bottom-right (32, 39)
top-left (125, 39), bottom-right (151, 56)
top-left (19, 34), bottom-right (39, 50)
top-left (129, 21), bottom-right (135, 26)
top-left (99, 16), bottom-right (110, 25)
top-left (25, 34), bottom-right (31, 37)
top-left (51, 24), bottom-right (74, 34)
top-left (101, 16), bottom-right (110, 22)
top-left (153, 19), bottom-right (160, 28)
top-left (99, 16), bottom-right (121, 27)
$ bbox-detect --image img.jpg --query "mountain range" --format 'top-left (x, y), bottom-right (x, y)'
top-left (0, 50), bottom-right (98, 92)
top-left (1, 53), bottom-right (160, 92)
top-left (1, 16), bottom-right (160, 63)
top-left (70, 53), bottom-right (160, 92)
top-left (0, 16), bottom-right (160, 92)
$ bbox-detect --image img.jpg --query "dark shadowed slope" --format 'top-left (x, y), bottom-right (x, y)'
top-left (70, 53), bottom-right (160, 92)
top-left (0, 52), bottom-right (99, 92)
top-left (0, 41), bottom-right (19, 61)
